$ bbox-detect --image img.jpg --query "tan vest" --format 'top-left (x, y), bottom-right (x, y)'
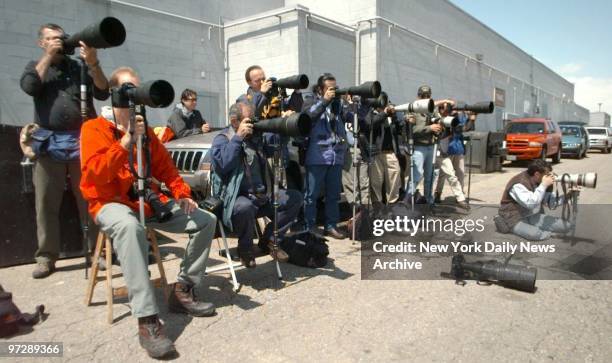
top-left (498, 171), bottom-right (539, 228)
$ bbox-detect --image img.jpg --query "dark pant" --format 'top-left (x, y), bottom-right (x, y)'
top-left (304, 164), bottom-right (343, 230)
top-left (231, 189), bottom-right (302, 251)
top-left (33, 156), bottom-right (98, 263)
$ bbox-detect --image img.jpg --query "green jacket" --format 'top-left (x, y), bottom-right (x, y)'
top-left (411, 111), bottom-right (441, 145)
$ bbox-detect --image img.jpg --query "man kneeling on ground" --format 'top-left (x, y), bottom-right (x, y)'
top-left (497, 159), bottom-right (572, 240)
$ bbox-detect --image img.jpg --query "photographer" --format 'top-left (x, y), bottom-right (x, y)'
top-left (80, 67), bottom-right (218, 359)
top-left (364, 93), bottom-right (402, 205)
top-left (433, 112), bottom-right (469, 208)
top-left (303, 73), bottom-right (352, 239)
top-left (166, 88), bottom-right (210, 139)
top-left (497, 159), bottom-right (572, 240)
top-left (210, 102), bottom-right (302, 268)
top-left (20, 23), bottom-right (109, 279)
top-left (402, 85), bottom-right (452, 205)
top-left (435, 111), bottom-right (476, 200)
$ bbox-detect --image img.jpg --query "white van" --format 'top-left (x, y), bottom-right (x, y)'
top-left (585, 127), bottom-right (612, 153)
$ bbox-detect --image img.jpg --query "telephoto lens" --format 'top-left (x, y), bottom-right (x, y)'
top-left (450, 254), bottom-right (537, 293)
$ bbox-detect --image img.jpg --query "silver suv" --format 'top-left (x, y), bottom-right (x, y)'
top-left (164, 130), bottom-right (221, 201)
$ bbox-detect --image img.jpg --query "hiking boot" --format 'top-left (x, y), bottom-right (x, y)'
top-left (138, 315), bottom-right (175, 359)
top-left (32, 261), bottom-right (55, 279)
top-left (168, 282), bottom-right (215, 317)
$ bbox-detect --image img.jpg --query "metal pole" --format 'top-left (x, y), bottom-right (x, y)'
top-left (80, 59), bottom-right (90, 279)
top-left (467, 137), bottom-right (473, 204)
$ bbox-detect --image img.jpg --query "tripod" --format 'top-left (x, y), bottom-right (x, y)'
top-left (79, 59), bottom-right (91, 279)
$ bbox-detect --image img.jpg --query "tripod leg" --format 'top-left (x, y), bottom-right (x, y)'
top-left (467, 138), bottom-right (473, 204)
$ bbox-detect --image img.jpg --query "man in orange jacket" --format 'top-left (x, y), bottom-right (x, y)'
top-left (80, 67), bottom-right (217, 359)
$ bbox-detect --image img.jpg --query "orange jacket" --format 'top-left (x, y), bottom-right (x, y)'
top-left (80, 116), bottom-right (191, 220)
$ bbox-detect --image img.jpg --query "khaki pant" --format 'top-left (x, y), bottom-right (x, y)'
top-left (34, 156), bottom-right (97, 263)
top-left (435, 156), bottom-right (466, 202)
top-left (370, 152), bottom-right (401, 204)
top-left (342, 148), bottom-right (370, 205)
top-left (96, 202), bottom-right (216, 318)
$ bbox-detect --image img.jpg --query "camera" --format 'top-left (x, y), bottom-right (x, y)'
top-left (451, 101), bottom-right (495, 114)
top-left (334, 81), bottom-right (381, 98)
top-left (251, 112), bottom-right (312, 137)
top-left (60, 17), bottom-right (126, 55)
top-left (145, 189), bottom-right (173, 223)
top-left (394, 99), bottom-right (435, 114)
top-left (111, 80), bottom-right (175, 108)
top-left (266, 74), bottom-right (309, 98)
top-left (557, 172), bottom-right (597, 189)
top-left (363, 92), bottom-right (389, 109)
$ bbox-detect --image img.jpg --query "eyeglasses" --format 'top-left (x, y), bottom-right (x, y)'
top-left (184, 98), bottom-right (197, 101)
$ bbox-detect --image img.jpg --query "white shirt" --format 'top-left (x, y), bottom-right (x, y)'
top-left (509, 183), bottom-right (562, 215)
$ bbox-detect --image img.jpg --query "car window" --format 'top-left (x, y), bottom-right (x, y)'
top-left (507, 122), bottom-right (545, 134)
top-left (587, 128), bottom-right (606, 135)
top-left (561, 126), bottom-right (580, 136)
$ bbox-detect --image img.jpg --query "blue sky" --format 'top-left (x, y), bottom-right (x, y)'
top-left (451, 0), bottom-right (612, 113)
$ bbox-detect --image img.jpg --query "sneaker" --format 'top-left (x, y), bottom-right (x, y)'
top-left (138, 315), bottom-right (176, 359)
top-left (238, 248), bottom-right (257, 268)
top-left (324, 228), bottom-right (347, 240)
top-left (32, 261), bottom-right (55, 279)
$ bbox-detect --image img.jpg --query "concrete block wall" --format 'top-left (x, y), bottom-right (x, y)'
top-left (0, 0), bottom-right (283, 127)
top-left (225, 11), bottom-right (301, 113)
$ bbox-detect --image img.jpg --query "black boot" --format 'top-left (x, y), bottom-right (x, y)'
top-left (168, 282), bottom-right (215, 317)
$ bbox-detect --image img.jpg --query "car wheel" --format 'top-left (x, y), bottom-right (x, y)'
top-left (578, 148), bottom-right (584, 159)
top-left (540, 146), bottom-right (547, 161)
top-left (552, 145), bottom-right (561, 163)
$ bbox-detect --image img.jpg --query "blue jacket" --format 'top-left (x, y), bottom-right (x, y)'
top-left (211, 127), bottom-right (280, 230)
top-left (304, 97), bottom-right (352, 166)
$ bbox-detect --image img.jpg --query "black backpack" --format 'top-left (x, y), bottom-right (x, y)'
top-left (280, 231), bottom-right (329, 268)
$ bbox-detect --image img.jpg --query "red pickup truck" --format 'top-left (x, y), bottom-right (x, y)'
top-left (505, 118), bottom-right (562, 163)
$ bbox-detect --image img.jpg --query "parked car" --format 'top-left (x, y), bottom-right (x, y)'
top-left (163, 130), bottom-right (305, 202)
top-left (585, 126), bottom-right (612, 153)
top-left (163, 130), bottom-right (221, 201)
top-left (504, 118), bottom-right (562, 163)
top-left (560, 124), bottom-right (589, 158)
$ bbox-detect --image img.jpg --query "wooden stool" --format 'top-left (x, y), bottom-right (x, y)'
top-left (84, 227), bottom-right (169, 324)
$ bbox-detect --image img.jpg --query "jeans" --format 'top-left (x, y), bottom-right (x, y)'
top-left (405, 145), bottom-right (437, 204)
top-left (304, 164), bottom-right (343, 230)
top-left (512, 213), bottom-right (572, 241)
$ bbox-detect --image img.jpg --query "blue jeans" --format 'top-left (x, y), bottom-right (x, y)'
top-left (304, 164), bottom-right (343, 230)
top-left (405, 145), bottom-right (437, 204)
top-left (512, 213), bottom-right (572, 241)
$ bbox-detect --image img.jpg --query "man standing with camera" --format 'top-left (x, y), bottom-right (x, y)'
top-left (80, 67), bottom-right (218, 359)
top-left (166, 88), bottom-right (211, 139)
top-left (403, 85), bottom-right (452, 205)
top-left (20, 23), bottom-right (109, 279)
top-left (237, 65), bottom-right (274, 119)
top-left (365, 93), bottom-right (402, 205)
top-left (303, 73), bottom-right (351, 239)
top-left (497, 159), bottom-right (572, 240)
top-left (211, 102), bottom-right (302, 267)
